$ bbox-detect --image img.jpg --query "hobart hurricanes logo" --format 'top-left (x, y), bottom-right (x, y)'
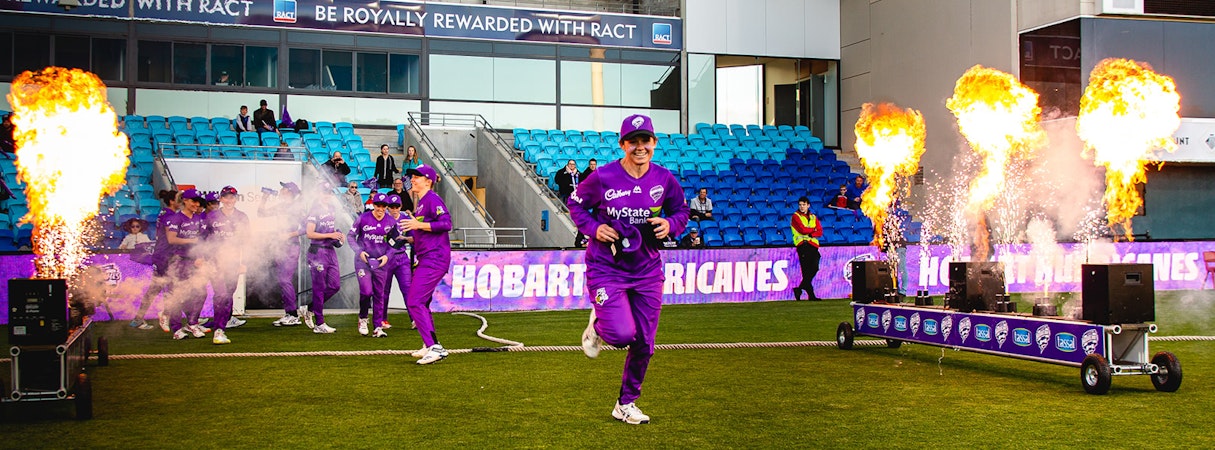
top-left (924, 319), bottom-right (939, 336)
top-left (910, 313), bottom-right (921, 337)
top-left (975, 324), bottom-right (993, 342)
top-left (649, 185), bottom-right (664, 203)
top-left (1035, 324), bottom-right (1052, 354)
top-left (959, 317), bottom-right (972, 343)
top-left (1082, 329), bottom-right (1101, 354)
top-left (881, 310), bottom-right (892, 333)
top-left (855, 307), bottom-right (865, 329)
top-left (1055, 333), bottom-right (1078, 352)
top-left (867, 313), bottom-right (879, 329)
top-left (941, 315), bottom-right (953, 340)
top-left (894, 316), bottom-right (907, 332)
top-left (1013, 328), bottom-right (1031, 347)
top-left (995, 321), bottom-right (1009, 348)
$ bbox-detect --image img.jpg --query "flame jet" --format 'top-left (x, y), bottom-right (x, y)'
top-left (854, 102), bottom-right (926, 249)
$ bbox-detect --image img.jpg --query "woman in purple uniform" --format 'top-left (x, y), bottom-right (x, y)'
top-left (265, 182), bottom-right (306, 327)
top-left (349, 193), bottom-right (398, 337)
top-left (568, 114), bottom-right (690, 425)
top-left (133, 189), bottom-right (179, 332)
top-left (383, 193), bottom-right (414, 330)
top-left (398, 165), bottom-right (452, 365)
top-left (203, 186), bottom-right (249, 344)
top-left (304, 188), bottom-right (345, 334)
top-left (166, 189), bottom-right (210, 340)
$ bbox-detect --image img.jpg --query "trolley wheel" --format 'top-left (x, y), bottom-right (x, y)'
top-left (836, 322), bottom-right (854, 350)
top-left (97, 337), bottom-right (110, 367)
top-left (1080, 353), bottom-right (1112, 395)
top-left (886, 339), bottom-right (902, 349)
top-left (75, 372), bottom-right (93, 420)
top-left (1150, 351), bottom-right (1182, 392)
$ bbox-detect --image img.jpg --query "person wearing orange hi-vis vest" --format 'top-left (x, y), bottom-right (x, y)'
top-left (790, 196), bottom-right (823, 301)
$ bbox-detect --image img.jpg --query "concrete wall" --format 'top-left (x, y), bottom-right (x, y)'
top-left (403, 126), bottom-right (491, 232)
top-left (1016, 0), bottom-right (1095, 32)
top-left (475, 129), bottom-right (579, 248)
top-left (686, 0), bottom-right (841, 59)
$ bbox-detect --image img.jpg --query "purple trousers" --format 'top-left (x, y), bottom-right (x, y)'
top-left (384, 252), bottom-right (412, 321)
top-left (167, 259), bottom-right (203, 333)
top-left (356, 258), bottom-right (390, 327)
top-left (277, 245), bottom-right (300, 314)
top-left (406, 258), bottom-right (447, 348)
top-left (588, 278), bottom-right (663, 406)
top-left (210, 269), bottom-right (235, 331)
top-left (307, 246), bottom-right (340, 325)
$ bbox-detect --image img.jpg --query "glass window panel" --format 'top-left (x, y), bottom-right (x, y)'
top-left (322, 50), bottom-right (352, 91)
top-left (211, 44), bottom-right (243, 86)
top-left (429, 54), bottom-right (493, 100)
top-left (687, 54), bottom-right (716, 129)
top-left (91, 38), bottom-right (125, 82)
top-left (492, 57), bottom-right (555, 103)
top-left (138, 40), bottom-right (171, 83)
top-left (493, 42), bottom-right (555, 57)
top-left (14, 34), bottom-right (50, 75)
top-left (429, 39), bottom-right (493, 54)
top-left (620, 50), bottom-right (678, 63)
top-left (431, 55), bottom-right (554, 102)
top-left (388, 54), bottom-right (420, 94)
top-left (357, 52), bottom-right (387, 93)
top-left (560, 60), bottom-right (621, 105)
top-left (288, 48), bottom-right (320, 89)
top-left (173, 42), bottom-right (206, 85)
top-left (0, 33), bottom-right (12, 76)
top-left (54, 36), bottom-right (90, 71)
top-left (620, 63), bottom-right (677, 108)
top-left (245, 46), bottom-right (278, 88)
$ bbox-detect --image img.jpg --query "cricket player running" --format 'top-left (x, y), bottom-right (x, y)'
top-left (397, 165), bottom-right (452, 365)
top-left (349, 192), bottom-right (398, 337)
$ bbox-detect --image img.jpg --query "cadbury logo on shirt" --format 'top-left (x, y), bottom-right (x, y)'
top-left (605, 188), bottom-right (633, 201)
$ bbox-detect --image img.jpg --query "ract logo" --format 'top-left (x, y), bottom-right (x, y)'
top-left (867, 313), bottom-right (879, 329)
top-left (975, 324), bottom-right (992, 342)
top-left (652, 23), bottom-right (673, 45)
top-left (995, 321), bottom-right (1009, 348)
top-left (273, 0), bottom-right (297, 23)
top-left (959, 317), bottom-right (971, 343)
top-left (941, 315), bottom-right (953, 340)
top-left (1013, 328), bottom-right (1031, 347)
top-left (1055, 333), bottom-right (1077, 352)
top-left (1082, 329), bottom-right (1100, 354)
top-left (894, 316), bottom-right (907, 332)
top-left (1035, 324), bottom-right (1051, 354)
top-left (881, 310), bottom-right (892, 332)
top-left (910, 313), bottom-right (921, 337)
top-left (924, 319), bottom-right (939, 336)
top-left (855, 308), bottom-right (865, 329)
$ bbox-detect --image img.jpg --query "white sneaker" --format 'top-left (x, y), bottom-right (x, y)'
top-left (129, 319), bottom-right (154, 330)
top-left (226, 317), bottom-right (247, 328)
top-left (581, 308), bottom-right (602, 359)
top-left (172, 328), bottom-right (190, 340)
top-left (410, 321), bottom-right (416, 330)
top-left (302, 311), bottom-right (316, 329)
top-left (212, 329), bottom-right (231, 345)
top-left (158, 311), bottom-right (170, 332)
top-left (410, 347), bottom-right (430, 359)
top-left (358, 318), bottom-right (369, 336)
top-left (381, 321), bottom-right (393, 330)
top-left (416, 345), bottom-right (448, 365)
top-left (612, 402), bottom-right (651, 425)
top-left (371, 327), bottom-right (388, 338)
top-left (272, 315), bottom-right (301, 327)
top-left (313, 323), bottom-right (337, 334)
top-left (188, 324), bottom-right (207, 338)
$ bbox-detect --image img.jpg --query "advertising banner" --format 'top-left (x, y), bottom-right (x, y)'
top-left (0, 0), bottom-right (683, 50)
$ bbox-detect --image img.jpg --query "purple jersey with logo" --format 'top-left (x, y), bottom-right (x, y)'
top-left (306, 204), bottom-right (340, 246)
top-left (152, 208), bottom-right (175, 262)
top-left (386, 211), bottom-right (412, 258)
top-left (165, 210), bottom-right (206, 259)
top-left (410, 190), bottom-right (452, 263)
top-left (350, 211), bottom-right (397, 259)
top-left (567, 160), bottom-right (689, 282)
top-left (204, 208), bottom-right (249, 242)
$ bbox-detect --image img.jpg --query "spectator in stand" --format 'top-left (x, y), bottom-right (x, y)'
top-left (790, 196), bottom-right (823, 301)
top-left (689, 188), bottom-right (714, 221)
top-left (375, 144), bottom-right (399, 189)
top-left (846, 175), bottom-right (868, 209)
top-left (343, 182), bottom-right (364, 216)
top-left (826, 184), bottom-right (854, 210)
top-left (679, 227), bottom-right (705, 248)
top-left (323, 151), bottom-right (352, 184)
top-left (234, 106), bottom-right (253, 132)
top-left (215, 71), bottom-right (231, 86)
top-left (581, 158), bottom-right (598, 180)
top-left (252, 99), bottom-right (278, 135)
top-left (554, 159), bottom-right (581, 202)
top-left (389, 177), bottom-right (414, 212)
top-left (118, 217), bottom-right (153, 249)
top-left (402, 145), bottom-right (422, 171)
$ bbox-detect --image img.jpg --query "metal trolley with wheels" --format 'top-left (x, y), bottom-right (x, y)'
top-left (836, 302), bottom-right (1182, 395)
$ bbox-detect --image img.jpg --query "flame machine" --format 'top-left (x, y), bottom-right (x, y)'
top-left (838, 262), bottom-right (1181, 395)
top-left (4, 278), bottom-right (109, 420)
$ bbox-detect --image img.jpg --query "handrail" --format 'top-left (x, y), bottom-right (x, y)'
top-left (405, 112), bottom-right (496, 227)
top-left (449, 227), bottom-right (528, 248)
top-left (159, 143), bottom-right (311, 162)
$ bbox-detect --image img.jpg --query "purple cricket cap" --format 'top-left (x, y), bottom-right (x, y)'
top-left (220, 185), bottom-right (238, 197)
top-left (203, 191), bottom-right (219, 203)
top-left (619, 114), bottom-right (656, 143)
top-left (609, 219), bottom-right (644, 255)
top-left (386, 194), bottom-right (402, 206)
top-left (406, 164), bottom-right (439, 183)
top-left (279, 181), bottom-right (301, 195)
top-left (181, 188), bottom-right (202, 201)
top-left (372, 193), bottom-right (388, 205)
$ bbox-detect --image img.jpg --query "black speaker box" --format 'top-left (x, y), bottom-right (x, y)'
top-left (851, 260), bottom-right (894, 304)
top-left (8, 278), bottom-right (69, 346)
top-left (946, 262), bottom-right (1006, 312)
top-left (1081, 264), bottom-right (1155, 325)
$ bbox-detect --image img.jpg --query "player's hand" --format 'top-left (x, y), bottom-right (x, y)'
top-left (333, 232), bottom-right (345, 242)
top-left (648, 217), bottom-right (671, 239)
top-left (378, 256), bottom-right (389, 267)
top-left (595, 224), bottom-right (620, 243)
top-left (360, 252), bottom-right (369, 263)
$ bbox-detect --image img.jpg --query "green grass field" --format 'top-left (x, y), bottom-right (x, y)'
top-left (2, 291), bottom-right (1213, 448)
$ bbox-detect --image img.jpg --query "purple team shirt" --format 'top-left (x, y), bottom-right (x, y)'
top-left (204, 208), bottom-right (250, 242)
top-left (152, 208), bottom-right (175, 262)
top-left (306, 205), bottom-right (340, 246)
top-left (349, 212), bottom-right (398, 259)
top-left (567, 160), bottom-right (690, 282)
top-left (165, 210), bottom-right (206, 259)
top-left (410, 190), bottom-right (452, 263)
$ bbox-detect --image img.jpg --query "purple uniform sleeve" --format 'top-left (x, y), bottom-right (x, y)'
top-left (567, 169), bottom-right (605, 237)
top-left (348, 213), bottom-right (367, 254)
top-left (421, 193), bottom-right (453, 233)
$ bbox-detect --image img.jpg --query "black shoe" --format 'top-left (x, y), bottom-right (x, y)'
top-left (792, 288), bottom-right (803, 301)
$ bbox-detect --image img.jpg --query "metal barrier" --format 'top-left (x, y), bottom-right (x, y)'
top-left (405, 112), bottom-right (496, 227)
top-left (449, 227), bottom-right (528, 248)
top-left (159, 143), bottom-right (310, 162)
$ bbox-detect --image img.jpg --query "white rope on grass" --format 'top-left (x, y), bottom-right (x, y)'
top-left (452, 312), bottom-right (523, 348)
top-left (1151, 335), bottom-right (1215, 341)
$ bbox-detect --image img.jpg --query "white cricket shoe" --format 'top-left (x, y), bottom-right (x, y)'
top-left (612, 402), bottom-right (650, 425)
top-left (581, 308), bottom-right (602, 359)
top-left (302, 311), bottom-right (316, 329)
top-left (371, 327), bottom-right (388, 338)
top-left (313, 323), bottom-right (337, 334)
top-left (416, 345), bottom-right (449, 365)
top-left (172, 328), bottom-right (190, 340)
top-left (410, 347), bottom-right (430, 359)
top-left (158, 311), bottom-right (170, 332)
top-left (358, 318), bottom-right (370, 336)
top-left (226, 317), bottom-right (247, 328)
top-left (272, 315), bottom-right (301, 327)
top-left (381, 321), bottom-right (392, 330)
top-left (212, 329), bottom-right (231, 345)
top-left (188, 324), bottom-right (207, 338)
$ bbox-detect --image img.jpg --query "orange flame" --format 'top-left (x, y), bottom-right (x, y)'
top-left (1076, 58), bottom-right (1180, 241)
top-left (7, 67), bottom-right (129, 279)
top-left (854, 102), bottom-right (926, 248)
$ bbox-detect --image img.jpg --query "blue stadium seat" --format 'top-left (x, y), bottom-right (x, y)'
top-left (211, 117), bottom-right (232, 131)
top-left (239, 132), bottom-right (260, 146)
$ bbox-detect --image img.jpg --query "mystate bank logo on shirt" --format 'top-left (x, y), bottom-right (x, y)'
top-left (606, 206), bottom-right (653, 225)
